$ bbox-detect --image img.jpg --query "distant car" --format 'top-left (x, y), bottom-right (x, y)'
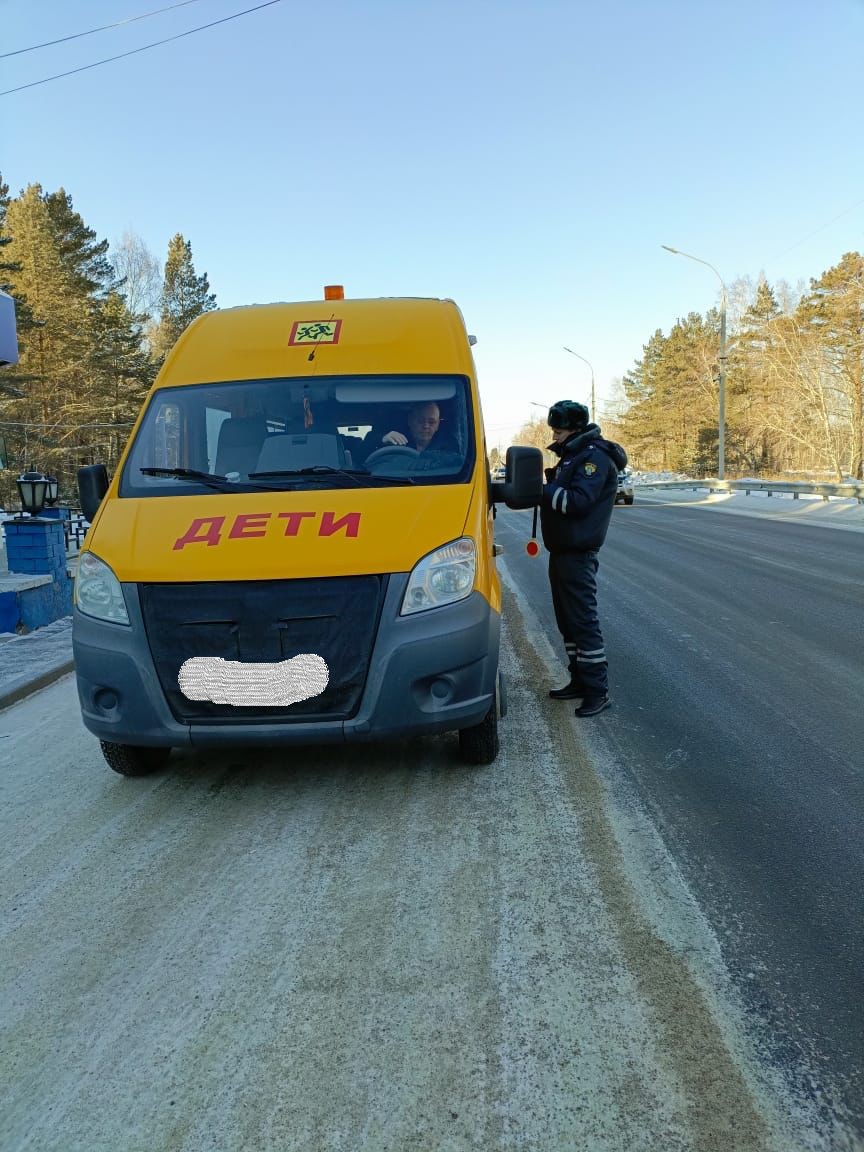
top-left (615, 471), bottom-right (634, 505)
top-left (491, 465), bottom-right (506, 482)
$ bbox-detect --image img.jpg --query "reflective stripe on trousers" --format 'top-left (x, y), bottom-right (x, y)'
top-left (549, 550), bottom-right (607, 696)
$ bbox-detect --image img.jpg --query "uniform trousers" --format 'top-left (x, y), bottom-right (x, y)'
top-left (548, 549), bottom-right (608, 697)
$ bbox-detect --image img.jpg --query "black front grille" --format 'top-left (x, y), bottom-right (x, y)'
top-left (139, 576), bottom-right (386, 723)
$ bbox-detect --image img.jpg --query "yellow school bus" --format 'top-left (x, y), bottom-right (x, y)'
top-left (74, 289), bottom-right (541, 775)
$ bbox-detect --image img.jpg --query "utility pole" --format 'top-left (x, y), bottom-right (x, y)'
top-left (662, 246), bottom-right (728, 479)
top-left (562, 347), bottom-right (595, 423)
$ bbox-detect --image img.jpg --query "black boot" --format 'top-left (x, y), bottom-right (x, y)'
top-left (548, 678), bottom-right (583, 701)
top-left (574, 694), bottom-right (611, 717)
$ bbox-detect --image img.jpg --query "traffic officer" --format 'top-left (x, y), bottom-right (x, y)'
top-left (540, 400), bottom-right (628, 716)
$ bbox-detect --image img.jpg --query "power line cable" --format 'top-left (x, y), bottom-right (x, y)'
top-left (0, 0), bottom-right (207, 59)
top-left (772, 195), bottom-right (864, 261)
top-left (0, 0), bottom-right (282, 96)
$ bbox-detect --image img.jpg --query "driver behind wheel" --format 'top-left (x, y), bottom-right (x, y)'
top-left (367, 401), bottom-right (459, 457)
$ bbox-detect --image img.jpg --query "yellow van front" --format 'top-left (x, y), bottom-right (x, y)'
top-left (72, 297), bottom-right (502, 751)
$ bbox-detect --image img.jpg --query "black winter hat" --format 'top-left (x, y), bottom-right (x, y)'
top-left (548, 400), bottom-right (589, 432)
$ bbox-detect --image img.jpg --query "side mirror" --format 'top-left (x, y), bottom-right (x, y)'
top-left (491, 445), bottom-right (543, 509)
top-left (78, 464), bottom-right (109, 523)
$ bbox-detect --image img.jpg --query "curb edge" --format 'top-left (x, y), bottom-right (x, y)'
top-left (0, 658), bottom-right (76, 712)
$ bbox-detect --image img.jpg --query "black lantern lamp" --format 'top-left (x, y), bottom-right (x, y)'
top-left (45, 474), bottom-right (59, 506)
top-left (16, 470), bottom-right (49, 516)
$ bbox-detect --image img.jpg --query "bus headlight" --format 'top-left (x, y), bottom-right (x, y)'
top-left (401, 537), bottom-right (476, 616)
top-left (75, 551), bottom-right (130, 624)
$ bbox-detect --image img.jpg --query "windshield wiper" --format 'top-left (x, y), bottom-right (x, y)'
top-left (139, 467), bottom-right (285, 492)
top-left (140, 466), bottom-right (237, 490)
top-left (249, 466), bottom-right (414, 486)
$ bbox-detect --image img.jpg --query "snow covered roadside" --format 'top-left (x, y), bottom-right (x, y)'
top-left (633, 478), bottom-right (864, 534)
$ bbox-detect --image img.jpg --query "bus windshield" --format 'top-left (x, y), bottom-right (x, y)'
top-left (120, 374), bottom-right (475, 497)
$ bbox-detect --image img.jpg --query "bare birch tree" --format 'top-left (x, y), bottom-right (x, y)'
top-left (112, 230), bottom-right (162, 324)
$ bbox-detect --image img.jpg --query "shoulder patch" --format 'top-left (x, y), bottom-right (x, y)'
top-left (584, 462), bottom-right (597, 476)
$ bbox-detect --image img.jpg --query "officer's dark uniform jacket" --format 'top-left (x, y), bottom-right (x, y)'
top-left (540, 426), bottom-right (628, 553)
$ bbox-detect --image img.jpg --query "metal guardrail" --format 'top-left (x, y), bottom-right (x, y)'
top-left (639, 479), bottom-right (864, 504)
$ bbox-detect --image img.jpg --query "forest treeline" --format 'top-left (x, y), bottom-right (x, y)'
top-left (0, 174), bottom-right (216, 505)
top-left (2, 174), bottom-right (862, 502)
top-left (514, 253), bottom-right (863, 481)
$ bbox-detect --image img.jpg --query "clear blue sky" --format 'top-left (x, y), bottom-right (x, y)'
top-left (3, 0), bottom-right (864, 448)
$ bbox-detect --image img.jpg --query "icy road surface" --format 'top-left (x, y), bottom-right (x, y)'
top-left (0, 585), bottom-right (841, 1152)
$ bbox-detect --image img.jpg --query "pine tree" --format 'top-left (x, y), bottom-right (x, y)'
top-left (619, 329), bottom-right (670, 471)
top-left (0, 172), bottom-right (35, 350)
top-left (5, 186), bottom-right (88, 384)
top-left (41, 195), bottom-right (151, 474)
top-left (662, 311), bottom-right (721, 474)
top-left (1, 184), bottom-right (152, 493)
top-left (0, 173), bottom-right (16, 292)
top-left (728, 278), bottom-right (784, 472)
top-left (797, 253), bottom-right (864, 478)
top-left (619, 315), bottom-right (720, 475)
top-left (87, 291), bottom-right (155, 466)
top-left (742, 278), bottom-right (781, 335)
top-left (3, 187), bottom-right (100, 481)
top-left (152, 233), bottom-right (216, 361)
top-left (44, 188), bottom-right (117, 301)
top-left (1, 174), bottom-right (22, 401)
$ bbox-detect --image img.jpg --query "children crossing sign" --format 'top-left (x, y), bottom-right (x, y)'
top-left (289, 320), bottom-right (342, 346)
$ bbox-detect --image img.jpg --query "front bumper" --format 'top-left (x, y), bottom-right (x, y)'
top-left (73, 577), bottom-right (500, 748)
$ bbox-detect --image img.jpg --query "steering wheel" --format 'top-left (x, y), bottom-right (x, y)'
top-left (364, 446), bottom-right (421, 467)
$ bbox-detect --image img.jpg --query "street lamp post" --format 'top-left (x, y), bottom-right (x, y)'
top-left (562, 347), bottom-right (595, 423)
top-left (662, 245), bottom-right (728, 480)
top-left (16, 470), bottom-right (49, 517)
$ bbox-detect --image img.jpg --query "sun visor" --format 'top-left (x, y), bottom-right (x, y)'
top-left (334, 379), bottom-right (457, 403)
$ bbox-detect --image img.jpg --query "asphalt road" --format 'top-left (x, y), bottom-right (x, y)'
top-left (497, 494), bottom-right (864, 1136)
top-left (2, 494), bottom-right (861, 1150)
top-left (2, 593), bottom-right (840, 1152)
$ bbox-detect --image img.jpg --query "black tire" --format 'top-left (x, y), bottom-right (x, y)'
top-left (100, 740), bottom-right (170, 777)
top-left (624, 496), bottom-right (634, 505)
top-left (458, 691), bottom-right (500, 766)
